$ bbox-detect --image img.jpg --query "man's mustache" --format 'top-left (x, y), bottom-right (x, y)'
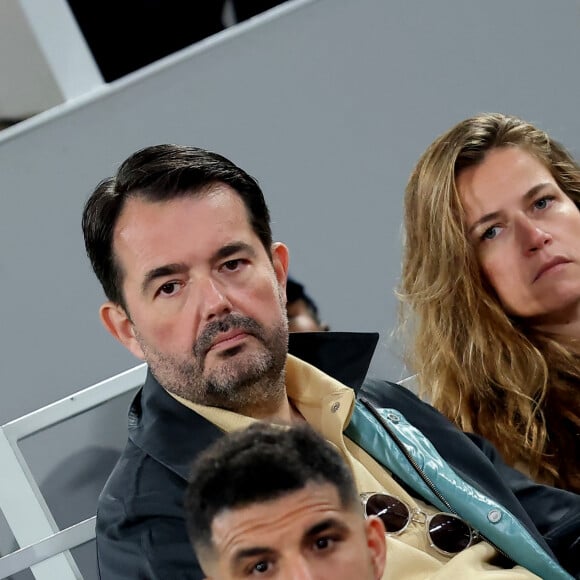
top-left (194, 314), bottom-right (265, 357)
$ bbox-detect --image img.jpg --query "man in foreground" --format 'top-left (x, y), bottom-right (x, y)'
top-left (82, 144), bottom-right (579, 579)
top-left (185, 422), bottom-right (387, 579)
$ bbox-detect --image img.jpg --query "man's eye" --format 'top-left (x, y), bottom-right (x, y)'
top-left (158, 281), bottom-right (180, 296)
top-left (249, 560), bottom-right (271, 575)
top-left (223, 259), bottom-right (242, 271)
top-left (313, 536), bottom-right (335, 551)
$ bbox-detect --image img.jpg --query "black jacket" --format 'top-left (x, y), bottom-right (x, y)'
top-left (96, 332), bottom-right (580, 579)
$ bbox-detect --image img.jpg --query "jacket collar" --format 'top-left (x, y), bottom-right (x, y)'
top-left (129, 332), bottom-right (379, 480)
top-left (288, 331), bottom-right (378, 393)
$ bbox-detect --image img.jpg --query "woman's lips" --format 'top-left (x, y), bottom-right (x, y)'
top-left (533, 257), bottom-right (571, 282)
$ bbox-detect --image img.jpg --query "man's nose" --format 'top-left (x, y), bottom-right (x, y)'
top-left (198, 277), bottom-right (232, 320)
top-left (283, 556), bottom-right (316, 580)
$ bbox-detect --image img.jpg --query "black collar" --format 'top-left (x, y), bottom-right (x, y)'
top-left (128, 332), bottom-right (379, 480)
top-left (288, 331), bottom-right (378, 393)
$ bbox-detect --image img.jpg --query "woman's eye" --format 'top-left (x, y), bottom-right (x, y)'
top-left (481, 225), bottom-right (501, 241)
top-left (534, 196), bottom-right (554, 210)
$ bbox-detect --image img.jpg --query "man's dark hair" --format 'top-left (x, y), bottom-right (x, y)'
top-left (82, 144), bottom-right (272, 309)
top-left (184, 422), bottom-right (359, 555)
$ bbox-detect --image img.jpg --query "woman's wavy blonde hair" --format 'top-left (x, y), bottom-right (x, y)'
top-left (400, 112), bottom-right (580, 491)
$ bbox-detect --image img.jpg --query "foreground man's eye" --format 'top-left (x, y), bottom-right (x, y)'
top-left (314, 535), bottom-right (336, 551)
top-left (248, 559), bottom-right (272, 575)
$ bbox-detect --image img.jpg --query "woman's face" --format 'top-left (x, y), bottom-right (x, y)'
top-left (457, 146), bottom-right (580, 327)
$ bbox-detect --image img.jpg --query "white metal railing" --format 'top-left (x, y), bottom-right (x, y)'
top-left (0, 363), bottom-right (147, 579)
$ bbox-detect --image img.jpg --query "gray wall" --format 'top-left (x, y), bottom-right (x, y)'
top-left (1, 0), bottom-right (580, 574)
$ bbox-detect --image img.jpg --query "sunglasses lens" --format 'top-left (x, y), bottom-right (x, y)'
top-left (428, 513), bottom-right (472, 554)
top-left (365, 494), bottom-right (409, 533)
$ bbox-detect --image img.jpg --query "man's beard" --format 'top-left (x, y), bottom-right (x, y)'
top-left (135, 312), bottom-right (289, 415)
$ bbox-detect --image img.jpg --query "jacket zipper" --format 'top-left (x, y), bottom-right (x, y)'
top-left (359, 396), bottom-right (512, 562)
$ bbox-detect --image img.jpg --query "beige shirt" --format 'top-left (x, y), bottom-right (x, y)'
top-left (172, 355), bottom-right (540, 579)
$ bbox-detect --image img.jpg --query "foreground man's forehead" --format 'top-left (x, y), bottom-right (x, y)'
top-left (211, 484), bottom-right (351, 553)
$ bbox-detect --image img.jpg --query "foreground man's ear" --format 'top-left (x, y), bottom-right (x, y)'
top-left (99, 302), bottom-right (145, 360)
top-left (366, 516), bottom-right (387, 579)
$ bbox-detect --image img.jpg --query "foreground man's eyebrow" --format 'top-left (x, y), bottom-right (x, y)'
top-left (232, 546), bottom-right (276, 568)
top-left (229, 519), bottom-right (348, 564)
top-left (305, 518), bottom-right (348, 539)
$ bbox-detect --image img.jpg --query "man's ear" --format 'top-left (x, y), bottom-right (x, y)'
top-left (366, 516), bottom-right (387, 579)
top-left (99, 302), bottom-right (145, 360)
top-left (271, 242), bottom-right (289, 299)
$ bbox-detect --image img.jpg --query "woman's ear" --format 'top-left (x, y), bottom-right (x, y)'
top-left (99, 302), bottom-right (145, 360)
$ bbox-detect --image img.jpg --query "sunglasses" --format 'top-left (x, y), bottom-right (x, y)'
top-left (360, 492), bottom-right (479, 556)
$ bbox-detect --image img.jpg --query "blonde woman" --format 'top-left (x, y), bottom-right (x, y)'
top-left (400, 112), bottom-right (580, 492)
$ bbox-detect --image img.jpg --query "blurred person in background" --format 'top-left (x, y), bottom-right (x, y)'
top-left (286, 276), bottom-right (329, 332)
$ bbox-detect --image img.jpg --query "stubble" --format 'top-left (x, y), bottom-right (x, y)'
top-left (136, 311), bottom-right (289, 416)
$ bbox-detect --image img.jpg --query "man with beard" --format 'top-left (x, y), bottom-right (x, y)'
top-left (82, 145), bottom-right (579, 580)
